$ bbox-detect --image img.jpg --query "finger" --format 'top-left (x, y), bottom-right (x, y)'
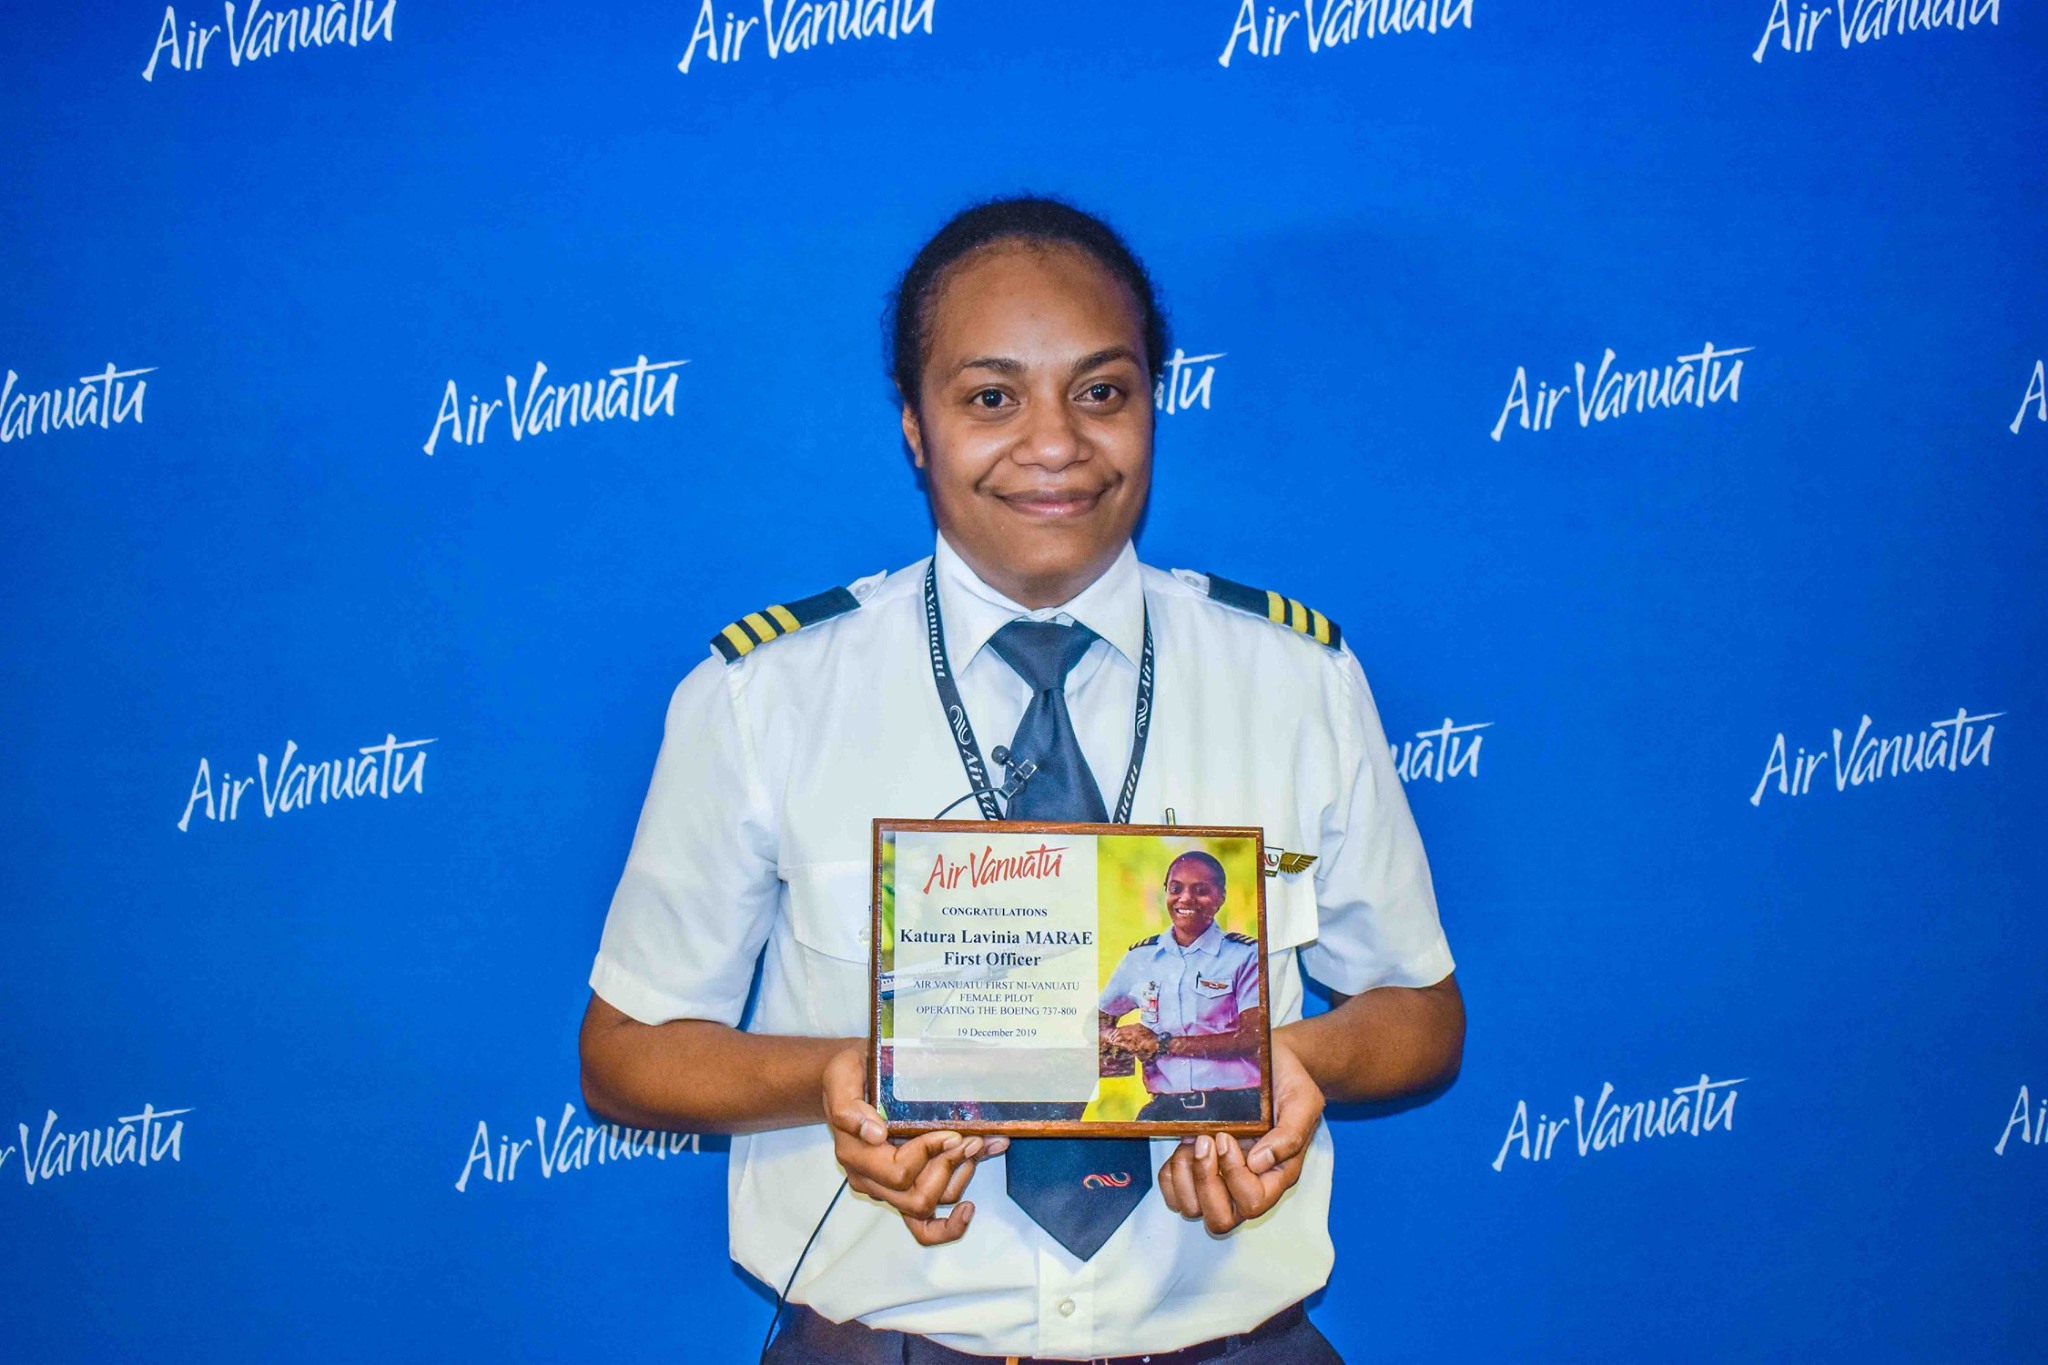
top-left (982, 1136), bottom-right (1010, 1157)
top-left (937, 1155), bottom-right (979, 1207)
top-left (1217, 1132), bottom-right (1272, 1220)
top-left (1190, 1136), bottom-right (1237, 1235)
top-left (1164, 1141), bottom-right (1202, 1220)
top-left (1246, 1145), bottom-right (1310, 1214)
top-left (905, 1137), bottom-right (980, 1213)
top-left (822, 1051), bottom-right (888, 1144)
top-left (1158, 1149), bottom-right (1186, 1216)
top-left (905, 1201), bottom-right (974, 1247)
top-left (827, 1094), bottom-right (889, 1146)
top-left (851, 1130), bottom-right (958, 1192)
top-left (1248, 1100), bottom-right (1319, 1176)
top-left (882, 1131), bottom-right (963, 1188)
top-left (833, 1131), bottom-right (888, 1184)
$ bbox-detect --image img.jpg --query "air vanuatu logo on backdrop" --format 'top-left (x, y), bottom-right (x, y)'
top-left (1155, 348), bottom-right (1224, 416)
top-left (4, 1104), bottom-right (191, 1187)
top-left (1492, 1075), bottom-right (1744, 1171)
top-left (177, 732), bottom-right (433, 831)
top-left (142, 1), bottom-right (396, 81)
top-left (678, 0), bottom-right (935, 74)
top-left (1748, 707), bottom-right (2001, 806)
top-left (1996, 1085), bottom-right (2047, 1155)
top-left (1490, 343), bottom-right (1750, 441)
top-left (422, 353), bottom-right (687, 456)
top-left (1390, 717), bottom-right (1491, 784)
top-left (0, 364), bottom-right (153, 444)
top-left (1752, 0), bottom-right (1999, 62)
top-left (1218, 0), bottom-right (1472, 67)
top-left (456, 1104), bottom-right (703, 1191)
top-left (2012, 360), bottom-right (2045, 434)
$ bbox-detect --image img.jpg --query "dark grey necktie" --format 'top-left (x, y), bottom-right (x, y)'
top-left (987, 618), bottom-right (1152, 1261)
top-left (986, 619), bottom-right (1110, 823)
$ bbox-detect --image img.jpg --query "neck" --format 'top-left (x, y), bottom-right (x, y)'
top-left (944, 537), bottom-right (1124, 611)
top-left (1172, 923), bottom-right (1205, 947)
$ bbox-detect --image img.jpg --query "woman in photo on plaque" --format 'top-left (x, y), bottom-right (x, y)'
top-left (1098, 850), bottom-right (1267, 1124)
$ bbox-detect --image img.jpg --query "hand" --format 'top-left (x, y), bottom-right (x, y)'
top-left (821, 1045), bottom-right (1008, 1246)
top-left (1157, 1033), bottom-right (1324, 1234)
top-left (1108, 1024), bottom-right (1162, 1058)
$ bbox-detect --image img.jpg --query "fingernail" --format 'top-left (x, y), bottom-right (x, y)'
top-left (959, 1202), bottom-right (975, 1224)
top-left (941, 1132), bottom-right (963, 1150)
top-left (860, 1120), bottom-right (885, 1143)
top-left (1196, 1136), bottom-right (1213, 1159)
top-left (962, 1137), bottom-right (983, 1158)
top-left (1249, 1148), bottom-right (1273, 1174)
top-left (985, 1137), bottom-right (1010, 1155)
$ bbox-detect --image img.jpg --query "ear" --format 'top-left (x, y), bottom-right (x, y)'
top-left (899, 398), bottom-right (927, 469)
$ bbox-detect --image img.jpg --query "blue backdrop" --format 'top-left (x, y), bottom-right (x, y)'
top-left (3, 1), bottom-right (2044, 1359)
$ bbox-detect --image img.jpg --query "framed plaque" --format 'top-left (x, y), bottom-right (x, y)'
top-left (870, 819), bottom-right (1272, 1139)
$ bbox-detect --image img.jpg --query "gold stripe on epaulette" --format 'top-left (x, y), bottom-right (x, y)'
top-left (1264, 589), bottom-right (1287, 625)
top-left (720, 622), bottom-right (756, 656)
top-left (767, 603), bottom-right (800, 633)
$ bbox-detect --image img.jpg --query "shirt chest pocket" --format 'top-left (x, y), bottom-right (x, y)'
top-left (777, 861), bottom-right (873, 1036)
top-left (1193, 974), bottom-right (1235, 999)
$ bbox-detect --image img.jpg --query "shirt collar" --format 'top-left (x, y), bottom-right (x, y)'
top-left (1161, 922), bottom-right (1224, 958)
top-left (932, 534), bottom-right (1145, 671)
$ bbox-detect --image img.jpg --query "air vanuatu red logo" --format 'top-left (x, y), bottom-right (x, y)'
top-left (1082, 1172), bottom-right (1132, 1189)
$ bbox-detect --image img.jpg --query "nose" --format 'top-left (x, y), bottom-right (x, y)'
top-left (1010, 392), bottom-right (1085, 471)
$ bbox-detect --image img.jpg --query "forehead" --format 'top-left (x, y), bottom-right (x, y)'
top-left (1167, 857), bottom-right (1220, 886)
top-left (923, 241), bottom-right (1144, 360)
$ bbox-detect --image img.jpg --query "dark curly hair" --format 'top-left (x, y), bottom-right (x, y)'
top-left (886, 195), bottom-right (1171, 411)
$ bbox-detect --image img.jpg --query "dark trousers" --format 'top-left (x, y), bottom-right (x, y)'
top-left (765, 1303), bottom-right (1343, 1364)
top-left (1133, 1088), bottom-right (1265, 1124)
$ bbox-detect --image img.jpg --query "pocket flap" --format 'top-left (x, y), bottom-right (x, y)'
top-left (782, 860), bottom-right (873, 963)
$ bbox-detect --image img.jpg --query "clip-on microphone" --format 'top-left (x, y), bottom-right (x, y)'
top-left (990, 746), bottom-right (1038, 803)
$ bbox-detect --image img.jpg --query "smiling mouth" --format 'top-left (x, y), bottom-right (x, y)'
top-left (995, 488), bottom-right (1106, 518)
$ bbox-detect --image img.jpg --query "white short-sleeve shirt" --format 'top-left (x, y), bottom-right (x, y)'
top-left (590, 535), bottom-right (1452, 1360)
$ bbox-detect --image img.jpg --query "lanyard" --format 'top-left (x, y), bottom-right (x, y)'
top-left (923, 563), bottom-right (1154, 824)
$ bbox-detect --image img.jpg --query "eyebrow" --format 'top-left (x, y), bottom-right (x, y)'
top-left (951, 346), bottom-right (1144, 380)
top-left (1070, 346), bottom-right (1143, 377)
top-left (954, 355), bottom-right (1025, 377)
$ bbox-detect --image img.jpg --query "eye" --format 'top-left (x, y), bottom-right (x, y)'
top-left (1080, 382), bottom-right (1119, 403)
top-left (971, 388), bottom-right (1010, 409)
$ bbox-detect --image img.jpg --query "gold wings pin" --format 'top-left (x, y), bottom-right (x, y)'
top-left (1262, 847), bottom-right (1318, 877)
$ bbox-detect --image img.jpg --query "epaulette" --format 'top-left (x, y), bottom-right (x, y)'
top-left (711, 585), bottom-right (861, 663)
top-left (1224, 931), bottom-right (1258, 946)
top-left (1194, 571), bottom-right (1342, 649)
top-left (1130, 933), bottom-right (1160, 949)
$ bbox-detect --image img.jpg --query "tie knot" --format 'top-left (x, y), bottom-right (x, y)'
top-left (988, 619), bottom-right (1099, 693)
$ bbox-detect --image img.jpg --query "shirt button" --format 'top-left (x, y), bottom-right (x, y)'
top-left (1057, 1298), bottom-right (1076, 1318)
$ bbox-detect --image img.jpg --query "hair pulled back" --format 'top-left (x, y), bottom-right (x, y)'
top-left (1167, 850), bottom-right (1228, 898)
top-left (886, 196), bottom-right (1170, 409)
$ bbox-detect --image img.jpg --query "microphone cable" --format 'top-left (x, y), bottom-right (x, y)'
top-left (756, 770), bottom-right (1029, 1360)
top-left (757, 1177), bottom-right (847, 1363)
top-left (929, 746), bottom-right (1038, 821)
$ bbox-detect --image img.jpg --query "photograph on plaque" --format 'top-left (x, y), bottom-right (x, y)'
top-left (870, 820), bottom-right (1272, 1138)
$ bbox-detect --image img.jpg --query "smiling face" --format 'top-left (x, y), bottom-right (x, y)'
top-left (1163, 854), bottom-right (1226, 947)
top-left (900, 241), bottom-right (1154, 609)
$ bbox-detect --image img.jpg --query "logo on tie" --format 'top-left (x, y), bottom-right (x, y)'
top-left (1081, 1172), bottom-right (1132, 1190)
